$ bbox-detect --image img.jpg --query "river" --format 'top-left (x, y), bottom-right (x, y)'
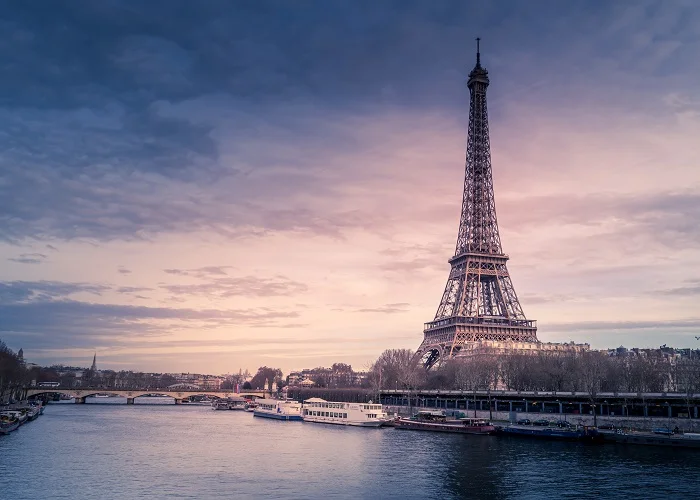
top-left (2, 399), bottom-right (699, 499)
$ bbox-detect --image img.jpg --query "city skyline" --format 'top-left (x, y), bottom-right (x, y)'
top-left (1, 1), bottom-right (699, 373)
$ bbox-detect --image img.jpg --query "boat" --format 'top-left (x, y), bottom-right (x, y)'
top-left (212, 400), bottom-right (231, 411)
top-left (0, 415), bottom-right (20, 435)
top-left (0, 410), bottom-right (27, 426)
top-left (25, 406), bottom-right (41, 421)
top-left (211, 396), bottom-right (248, 411)
top-left (395, 410), bottom-right (496, 435)
top-left (301, 398), bottom-right (387, 427)
top-left (497, 421), bottom-right (602, 442)
top-left (599, 428), bottom-right (700, 448)
top-left (227, 396), bottom-right (247, 411)
top-left (244, 402), bottom-right (258, 412)
top-left (252, 399), bottom-right (303, 421)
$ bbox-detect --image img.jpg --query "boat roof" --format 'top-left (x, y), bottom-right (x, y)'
top-left (255, 398), bottom-right (298, 404)
top-left (303, 397), bottom-right (327, 403)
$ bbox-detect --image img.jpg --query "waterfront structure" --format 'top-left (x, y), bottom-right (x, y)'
top-left (380, 389), bottom-right (700, 421)
top-left (302, 397), bottom-right (387, 427)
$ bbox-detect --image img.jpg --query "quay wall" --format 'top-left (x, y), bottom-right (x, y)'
top-left (384, 406), bottom-right (700, 433)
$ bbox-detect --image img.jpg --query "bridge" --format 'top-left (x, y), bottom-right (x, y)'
top-left (24, 387), bottom-right (268, 404)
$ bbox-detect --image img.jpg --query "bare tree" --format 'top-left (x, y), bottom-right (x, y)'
top-left (673, 356), bottom-right (700, 419)
top-left (372, 349), bottom-right (424, 390)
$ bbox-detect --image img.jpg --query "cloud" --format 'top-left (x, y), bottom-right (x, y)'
top-left (0, 280), bottom-right (109, 304)
top-left (356, 303), bottom-right (410, 314)
top-left (0, 296), bottom-right (301, 352)
top-left (519, 293), bottom-right (580, 305)
top-left (653, 280), bottom-right (700, 297)
top-left (2, 1), bottom-right (699, 370)
top-left (116, 286), bottom-right (153, 294)
top-left (163, 266), bottom-right (233, 278)
top-left (8, 253), bottom-right (48, 264)
top-left (161, 275), bottom-right (308, 298)
top-left (545, 318), bottom-right (700, 335)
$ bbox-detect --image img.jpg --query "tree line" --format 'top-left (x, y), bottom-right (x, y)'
top-left (0, 341), bottom-right (26, 402)
top-left (368, 348), bottom-right (700, 397)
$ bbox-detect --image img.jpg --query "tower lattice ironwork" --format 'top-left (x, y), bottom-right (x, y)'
top-left (416, 39), bottom-right (538, 369)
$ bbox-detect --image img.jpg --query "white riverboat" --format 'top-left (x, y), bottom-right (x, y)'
top-left (302, 398), bottom-right (387, 427)
top-left (252, 399), bottom-right (303, 421)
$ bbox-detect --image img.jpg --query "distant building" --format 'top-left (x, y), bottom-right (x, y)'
top-left (287, 365), bottom-right (368, 388)
top-left (457, 340), bottom-right (590, 358)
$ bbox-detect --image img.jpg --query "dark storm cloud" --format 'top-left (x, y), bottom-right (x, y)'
top-left (1, 0), bottom-right (697, 244)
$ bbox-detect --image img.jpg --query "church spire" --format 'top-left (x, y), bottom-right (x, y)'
top-left (90, 352), bottom-right (97, 371)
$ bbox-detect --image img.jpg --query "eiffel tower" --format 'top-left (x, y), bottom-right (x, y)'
top-left (416, 39), bottom-right (538, 369)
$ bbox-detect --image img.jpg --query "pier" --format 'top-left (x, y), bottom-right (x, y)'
top-left (380, 389), bottom-right (700, 431)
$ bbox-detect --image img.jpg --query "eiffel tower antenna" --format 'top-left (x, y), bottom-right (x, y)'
top-left (476, 37), bottom-right (481, 66)
top-left (416, 39), bottom-right (538, 369)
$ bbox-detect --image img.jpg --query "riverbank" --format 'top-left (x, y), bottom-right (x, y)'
top-left (384, 406), bottom-right (700, 433)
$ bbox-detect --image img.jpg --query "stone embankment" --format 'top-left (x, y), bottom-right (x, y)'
top-left (384, 406), bottom-right (700, 433)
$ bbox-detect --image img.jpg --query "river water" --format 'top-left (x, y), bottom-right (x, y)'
top-left (2, 399), bottom-right (699, 499)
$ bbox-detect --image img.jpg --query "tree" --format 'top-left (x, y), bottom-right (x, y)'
top-left (0, 340), bottom-right (25, 402)
top-left (249, 366), bottom-right (283, 390)
top-left (158, 374), bottom-right (176, 388)
top-left (673, 356), bottom-right (700, 419)
top-left (576, 351), bottom-right (610, 426)
top-left (242, 381), bottom-right (252, 390)
top-left (371, 349), bottom-right (424, 390)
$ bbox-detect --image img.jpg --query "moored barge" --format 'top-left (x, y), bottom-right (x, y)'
top-left (600, 429), bottom-right (700, 448)
top-left (497, 423), bottom-right (602, 443)
top-left (395, 411), bottom-right (495, 435)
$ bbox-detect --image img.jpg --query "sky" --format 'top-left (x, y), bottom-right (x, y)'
top-left (1, 0), bottom-right (699, 374)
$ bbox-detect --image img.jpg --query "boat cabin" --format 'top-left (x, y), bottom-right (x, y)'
top-left (413, 410), bottom-right (447, 422)
top-left (460, 418), bottom-right (491, 427)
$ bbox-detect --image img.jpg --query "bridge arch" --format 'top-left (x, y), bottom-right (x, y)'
top-left (24, 388), bottom-right (267, 403)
